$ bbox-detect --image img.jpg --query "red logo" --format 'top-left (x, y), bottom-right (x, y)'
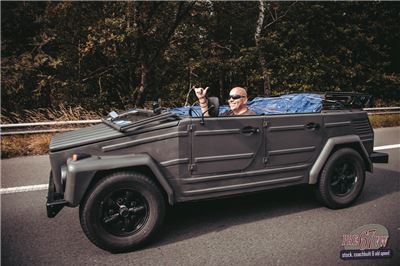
top-left (340, 224), bottom-right (392, 260)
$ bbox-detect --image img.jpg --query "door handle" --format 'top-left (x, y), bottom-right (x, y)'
top-left (305, 122), bottom-right (320, 131)
top-left (241, 126), bottom-right (260, 135)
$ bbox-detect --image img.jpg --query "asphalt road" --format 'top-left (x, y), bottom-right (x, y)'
top-left (1, 127), bottom-right (399, 266)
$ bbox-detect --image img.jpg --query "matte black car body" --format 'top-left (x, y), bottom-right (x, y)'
top-left (46, 100), bottom-right (388, 251)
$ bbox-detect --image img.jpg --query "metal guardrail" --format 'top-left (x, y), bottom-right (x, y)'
top-left (0, 120), bottom-right (102, 135)
top-left (0, 120), bottom-right (102, 128)
top-left (363, 107), bottom-right (400, 111)
top-left (362, 107), bottom-right (400, 115)
top-left (1, 107), bottom-right (398, 136)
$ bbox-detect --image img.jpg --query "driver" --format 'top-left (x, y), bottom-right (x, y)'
top-left (195, 86), bottom-right (256, 116)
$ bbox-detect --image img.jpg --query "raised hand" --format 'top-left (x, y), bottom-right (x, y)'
top-left (194, 87), bottom-right (209, 100)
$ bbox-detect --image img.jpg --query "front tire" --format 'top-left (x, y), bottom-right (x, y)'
top-left (316, 148), bottom-right (366, 209)
top-left (79, 171), bottom-right (165, 252)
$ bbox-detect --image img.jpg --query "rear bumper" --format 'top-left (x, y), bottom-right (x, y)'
top-left (46, 173), bottom-right (67, 218)
top-left (370, 152), bottom-right (389, 163)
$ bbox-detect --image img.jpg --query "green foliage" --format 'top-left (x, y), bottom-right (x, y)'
top-left (1, 1), bottom-right (399, 115)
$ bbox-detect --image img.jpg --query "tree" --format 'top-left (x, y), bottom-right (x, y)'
top-left (2, 1), bottom-right (399, 116)
top-left (254, 1), bottom-right (297, 96)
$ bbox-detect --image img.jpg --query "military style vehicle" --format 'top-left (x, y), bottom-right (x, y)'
top-left (46, 92), bottom-right (388, 252)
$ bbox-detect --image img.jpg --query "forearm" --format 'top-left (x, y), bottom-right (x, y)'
top-left (198, 97), bottom-right (209, 116)
top-left (194, 86), bottom-right (210, 116)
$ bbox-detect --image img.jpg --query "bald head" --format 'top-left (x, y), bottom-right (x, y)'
top-left (230, 87), bottom-right (248, 98)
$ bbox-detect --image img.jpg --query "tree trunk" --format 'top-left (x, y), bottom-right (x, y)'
top-left (255, 0), bottom-right (271, 96)
top-left (126, 2), bottom-right (134, 105)
top-left (135, 63), bottom-right (147, 108)
top-left (39, 85), bottom-right (51, 108)
top-left (260, 59), bottom-right (271, 96)
top-left (219, 70), bottom-right (225, 100)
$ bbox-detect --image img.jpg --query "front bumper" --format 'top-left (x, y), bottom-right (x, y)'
top-left (46, 172), bottom-right (67, 218)
top-left (370, 152), bottom-right (389, 163)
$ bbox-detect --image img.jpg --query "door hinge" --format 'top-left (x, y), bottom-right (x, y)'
top-left (188, 124), bottom-right (195, 132)
top-left (263, 157), bottom-right (269, 164)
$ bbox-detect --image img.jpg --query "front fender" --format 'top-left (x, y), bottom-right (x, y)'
top-left (65, 154), bottom-right (173, 206)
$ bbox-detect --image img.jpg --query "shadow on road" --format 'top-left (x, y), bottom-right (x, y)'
top-left (150, 167), bottom-right (399, 250)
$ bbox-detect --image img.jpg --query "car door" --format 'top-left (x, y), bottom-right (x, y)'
top-left (264, 113), bottom-right (324, 176)
top-left (190, 116), bottom-right (264, 176)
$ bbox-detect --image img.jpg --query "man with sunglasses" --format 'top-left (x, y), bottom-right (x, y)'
top-left (195, 86), bottom-right (256, 116)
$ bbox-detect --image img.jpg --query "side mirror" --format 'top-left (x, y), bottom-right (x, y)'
top-left (152, 101), bottom-right (162, 115)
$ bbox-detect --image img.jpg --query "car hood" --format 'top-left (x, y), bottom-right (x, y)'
top-left (49, 123), bottom-right (125, 152)
top-left (49, 119), bottom-right (181, 152)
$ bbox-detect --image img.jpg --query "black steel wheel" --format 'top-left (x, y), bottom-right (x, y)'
top-left (329, 161), bottom-right (357, 196)
top-left (316, 148), bottom-right (366, 209)
top-left (79, 171), bottom-right (165, 252)
top-left (100, 188), bottom-right (149, 237)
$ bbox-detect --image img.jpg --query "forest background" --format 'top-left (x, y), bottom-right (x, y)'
top-left (1, 1), bottom-right (400, 119)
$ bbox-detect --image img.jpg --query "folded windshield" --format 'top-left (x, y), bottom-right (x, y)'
top-left (102, 109), bottom-right (180, 132)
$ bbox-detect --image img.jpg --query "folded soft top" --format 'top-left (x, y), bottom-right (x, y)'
top-left (169, 93), bottom-right (323, 116)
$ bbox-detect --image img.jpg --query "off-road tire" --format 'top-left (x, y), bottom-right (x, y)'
top-left (79, 171), bottom-right (165, 252)
top-left (316, 148), bottom-right (366, 209)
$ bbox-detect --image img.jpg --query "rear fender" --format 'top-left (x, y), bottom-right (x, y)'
top-left (65, 154), bottom-right (173, 206)
top-left (309, 135), bottom-right (372, 184)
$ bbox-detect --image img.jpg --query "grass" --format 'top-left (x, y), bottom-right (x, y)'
top-left (1, 105), bottom-right (100, 159)
top-left (1, 110), bottom-right (399, 159)
top-left (1, 104), bottom-right (100, 124)
top-left (1, 133), bottom-right (54, 158)
top-left (368, 113), bottom-right (400, 128)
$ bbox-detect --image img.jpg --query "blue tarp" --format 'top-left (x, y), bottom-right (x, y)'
top-left (169, 93), bottom-right (323, 117)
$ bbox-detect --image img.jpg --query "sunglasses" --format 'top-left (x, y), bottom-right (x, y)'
top-left (228, 95), bottom-right (245, 100)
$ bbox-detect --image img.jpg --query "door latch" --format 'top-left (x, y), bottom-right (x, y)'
top-left (189, 164), bottom-right (197, 172)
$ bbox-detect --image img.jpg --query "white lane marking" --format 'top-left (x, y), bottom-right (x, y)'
top-left (374, 144), bottom-right (400, 151)
top-left (0, 184), bottom-right (49, 195)
top-left (1, 144), bottom-right (399, 195)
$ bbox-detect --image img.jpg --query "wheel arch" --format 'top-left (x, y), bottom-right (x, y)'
top-left (309, 135), bottom-right (372, 184)
top-left (65, 154), bottom-right (174, 206)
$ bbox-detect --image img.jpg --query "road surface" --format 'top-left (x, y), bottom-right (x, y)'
top-left (1, 127), bottom-right (399, 265)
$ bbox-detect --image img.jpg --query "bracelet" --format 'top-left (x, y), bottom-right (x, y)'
top-left (199, 98), bottom-right (207, 105)
top-left (200, 102), bottom-right (208, 107)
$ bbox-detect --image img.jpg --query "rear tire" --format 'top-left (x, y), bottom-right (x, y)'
top-left (316, 148), bottom-right (366, 209)
top-left (79, 171), bottom-right (165, 252)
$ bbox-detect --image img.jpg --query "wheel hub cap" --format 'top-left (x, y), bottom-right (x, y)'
top-left (330, 161), bottom-right (357, 196)
top-left (119, 205), bottom-right (130, 218)
top-left (99, 189), bottom-right (149, 236)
